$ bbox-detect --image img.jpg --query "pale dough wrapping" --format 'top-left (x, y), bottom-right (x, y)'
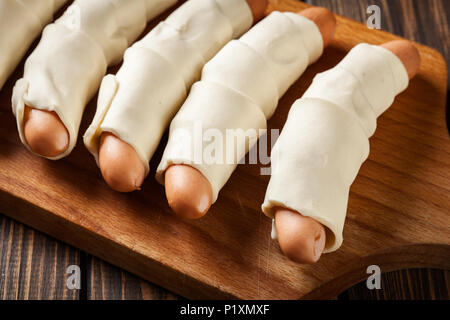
top-left (262, 43), bottom-right (410, 253)
top-left (156, 11), bottom-right (324, 202)
top-left (12, 0), bottom-right (177, 160)
top-left (0, 0), bottom-right (67, 89)
top-left (84, 0), bottom-right (254, 173)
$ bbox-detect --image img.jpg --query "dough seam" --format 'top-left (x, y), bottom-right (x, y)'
top-left (335, 66), bottom-right (389, 130)
top-left (285, 12), bottom-right (324, 64)
top-left (83, 75), bottom-right (120, 164)
top-left (213, 0), bottom-right (252, 39)
top-left (284, 13), bottom-right (322, 66)
top-left (306, 81), bottom-right (377, 138)
top-left (236, 41), bottom-right (283, 99)
top-left (201, 41), bottom-right (279, 114)
top-left (136, 37), bottom-right (203, 92)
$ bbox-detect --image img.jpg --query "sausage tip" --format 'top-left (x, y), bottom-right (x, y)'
top-left (381, 40), bottom-right (421, 79)
top-left (274, 207), bottom-right (326, 264)
top-left (23, 106), bottom-right (69, 158)
top-left (99, 132), bottom-right (146, 193)
top-left (165, 165), bottom-right (213, 220)
top-left (246, 0), bottom-right (268, 22)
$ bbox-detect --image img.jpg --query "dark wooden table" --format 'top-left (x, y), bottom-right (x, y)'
top-left (1, 0), bottom-right (449, 300)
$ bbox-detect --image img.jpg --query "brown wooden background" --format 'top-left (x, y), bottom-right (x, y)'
top-left (1, 0), bottom-right (449, 300)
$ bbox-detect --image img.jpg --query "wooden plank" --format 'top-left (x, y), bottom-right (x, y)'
top-left (338, 268), bottom-right (450, 300)
top-left (0, 214), bottom-right (80, 300)
top-left (87, 256), bottom-right (178, 300)
top-left (0, 0), bottom-right (448, 299)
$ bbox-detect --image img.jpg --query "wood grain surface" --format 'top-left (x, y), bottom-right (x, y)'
top-left (0, 215), bottom-right (80, 300)
top-left (0, 0), bottom-right (449, 300)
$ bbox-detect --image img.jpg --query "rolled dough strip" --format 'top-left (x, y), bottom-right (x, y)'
top-left (12, 0), bottom-right (177, 160)
top-left (156, 11), bottom-right (324, 202)
top-left (0, 0), bottom-right (67, 89)
top-left (84, 0), bottom-right (254, 174)
top-left (262, 43), bottom-right (410, 253)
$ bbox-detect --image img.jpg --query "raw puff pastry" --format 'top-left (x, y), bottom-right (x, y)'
top-left (12, 0), bottom-right (177, 159)
top-left (156, 11), bottom-right (324, 202)
top-left (84, 0), bottom-right (254, 174)
top-left (0, 0), bottom-right (67, 89)
top-left (262, 43), bottom-right (410, 253)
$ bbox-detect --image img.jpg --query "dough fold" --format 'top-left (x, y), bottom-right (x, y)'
top-left (0, 0), bottom-right (67, 89)
top-left (12, 0), bottom-right (177, 160)
top-left (262, 43), bottom-right (409, 252)
top-left (84, 0), bottom-right (254, 173)
top-left (156, 11), bottom-right (324, 202)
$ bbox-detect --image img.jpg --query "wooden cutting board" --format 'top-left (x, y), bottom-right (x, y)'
top-left (0, 0), bottom-right (448, 299)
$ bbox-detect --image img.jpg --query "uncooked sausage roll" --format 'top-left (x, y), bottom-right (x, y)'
top-left (0, 0), bottom-right (67, 89)
top-left (262, 43), bottom-right (412, 254)
top-left (83, 0), bottom-right (259, 192)
top-left (156, 10), bottom-right (328, 214)
top-left (12, 0), bottom-right (177, 159)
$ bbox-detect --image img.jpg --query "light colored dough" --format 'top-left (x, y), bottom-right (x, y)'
top-left (156, 11), bottom-right (324, 202)
top-left (262, 43), bottom-right (409, 253)
top-left (0, 0), bottom-right (67, 89)
top-left (12, 0), bottom-right (177, 160)
top-left (84, 0), bottom-right (254, 173)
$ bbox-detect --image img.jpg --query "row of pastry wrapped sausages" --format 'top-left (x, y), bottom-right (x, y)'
top-left (1, 0), bottom-right (420, 264)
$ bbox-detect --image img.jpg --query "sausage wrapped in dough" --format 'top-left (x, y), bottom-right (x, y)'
top-left (0, 0), bottom-right (67, 89)
top-left (262, 43), bottom-right (410, 253)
